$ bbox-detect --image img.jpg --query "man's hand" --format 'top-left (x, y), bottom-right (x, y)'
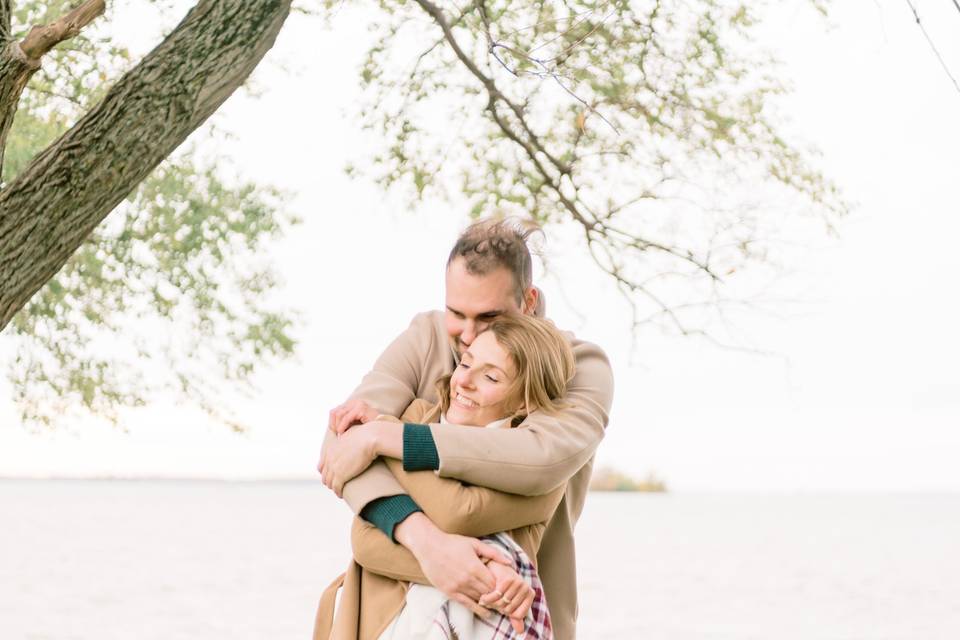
top-left (318, 423), bottom-right (380, 497)
top-left (328, 399), bottom-right (380, 435)
top-left (480, 561), bottom-right (535, 633)
top-left (395, 512), bottom-right (511, 616)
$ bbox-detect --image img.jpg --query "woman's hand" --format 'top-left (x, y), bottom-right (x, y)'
top-left (318, 420), bottom-right (404, 496)
top-left (480, 560), bottom-right (535, 633)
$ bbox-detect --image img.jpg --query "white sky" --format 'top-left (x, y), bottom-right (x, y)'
top-left (0, 1), bottom-right (958, 491)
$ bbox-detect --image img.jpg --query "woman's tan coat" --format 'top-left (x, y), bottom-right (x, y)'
top-left (314, 399), bottom-right (565, 640)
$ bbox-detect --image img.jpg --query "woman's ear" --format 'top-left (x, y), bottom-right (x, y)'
top-left (520, 399), bottom-right (537, 416)
top-left (510, 401), bottom-right (530, 423)
top-left (509, 399), bottom-right (538, 427)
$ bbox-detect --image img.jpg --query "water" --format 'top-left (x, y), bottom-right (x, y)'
top-left (1, 481), bottom-right (958, 639)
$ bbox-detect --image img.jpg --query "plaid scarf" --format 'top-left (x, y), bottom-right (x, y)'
top-left (428, 532), bottom-right (553, 640)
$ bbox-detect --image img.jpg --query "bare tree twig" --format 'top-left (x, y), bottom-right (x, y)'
top-left (903, 0), bottom-right (960, 96)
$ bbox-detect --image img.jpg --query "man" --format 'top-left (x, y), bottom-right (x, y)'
top-left (318, 219), bottom-right (614, 639)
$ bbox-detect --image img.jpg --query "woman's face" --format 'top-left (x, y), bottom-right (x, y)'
top-left (447, 330), bottom-right (519, 426)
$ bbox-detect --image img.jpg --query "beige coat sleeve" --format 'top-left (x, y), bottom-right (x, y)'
top-left (431, 339), bottom-right (614, 496)
top-left (381, 457), bottom-right (564, 536)
top-left (351, 516), bottom-right (427, 584)
top-left (337, 314), bottom-right (436, 513)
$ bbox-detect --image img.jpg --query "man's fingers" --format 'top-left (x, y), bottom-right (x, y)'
top-left (454, 568), bottom-right (493, 602)
top-left (342, 408), bottom-right (365, 434)
top-left (509, 615), bottom-right (524, 634)
top-left (334, 410), bottom-right (351, 435)
top-left (465, 551), bottom-right (497, 594)
top-left (464, 574), bottom-right (494, 601)
top-left (334, 406), bottom-right (361, 435)
top-left (474, 567), bottom-right (498, 594)
top-left (452, 593), bottom-right (488, 619)
top-left (478, 588), bottom-right (503, 608)
top-left (328, 405), bottom-right (345, 432)
top-left (472, 541), bottom-right (511, 567)
top-left (355, 402), bottom-right (375, 423)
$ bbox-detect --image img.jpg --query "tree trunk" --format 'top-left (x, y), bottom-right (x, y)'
top-left (0, 0), bottom-right (292, 330)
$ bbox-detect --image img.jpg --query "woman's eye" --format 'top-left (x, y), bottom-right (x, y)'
top-left (458, 362), bottom-right (469, 369)
top-left (485, 375), bottom-right (499, 383)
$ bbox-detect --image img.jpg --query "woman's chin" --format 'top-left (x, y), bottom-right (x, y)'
top-left (446, 407), bottom-right (472, 425)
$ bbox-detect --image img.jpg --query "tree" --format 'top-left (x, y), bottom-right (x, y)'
top-left (0, 0), bottom-right (296, 427)
top-left (1, 0), bottom-right (845, 428)
top-left (332, 0), bottom-right (846, 341)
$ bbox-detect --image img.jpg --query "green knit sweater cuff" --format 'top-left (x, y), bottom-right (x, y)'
top-left (403, 422), bottom-right (440, 471)
top-left (359, 495), bottom-right (422, 542)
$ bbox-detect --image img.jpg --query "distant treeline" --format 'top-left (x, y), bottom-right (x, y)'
top-left (589, 467), bottom-right (667, 493)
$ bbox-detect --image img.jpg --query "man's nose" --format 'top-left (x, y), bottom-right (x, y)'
top-left (461, 321), bottom-right (477, 346)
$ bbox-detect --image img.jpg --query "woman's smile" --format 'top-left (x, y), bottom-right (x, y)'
top-left (452, 391), bottom-right (479, 408)
top-left (445, 331), bottom-right (519, 426)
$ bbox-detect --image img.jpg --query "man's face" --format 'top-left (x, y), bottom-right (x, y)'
top-left (445, 257), bottom-right (523, 356)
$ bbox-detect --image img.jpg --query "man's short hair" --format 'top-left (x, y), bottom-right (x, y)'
top-left (447, 218), bottom-right (538, 304)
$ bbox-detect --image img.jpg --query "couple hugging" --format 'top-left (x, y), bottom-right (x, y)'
top-left (314, 219), bottom-right (614, 640)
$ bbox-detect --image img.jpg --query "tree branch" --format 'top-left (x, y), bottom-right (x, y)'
top-left (0, 1), bottom-right (12, 45)
top-left (0, 0), bottom-right (107, 180)
top-left (0, 0), bottom-right (293, 330)
top-left (413, 0), bottom-right (572, 177)
top-left (0, 41), bottom-right (40, 178)
top-left (412, 0), bottom-right (728, 306)
top-left (20, 0), bottom-right (105, 61)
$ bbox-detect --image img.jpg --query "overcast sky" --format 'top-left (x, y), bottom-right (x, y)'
top-left (0, 0), bottom-right (958, 491)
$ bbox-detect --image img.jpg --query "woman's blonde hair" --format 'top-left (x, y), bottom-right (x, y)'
top-left (436, 314), bottom-right (575, 421)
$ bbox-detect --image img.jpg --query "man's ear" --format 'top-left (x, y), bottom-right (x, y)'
top-left (522, 287), bottom-right (539, 315)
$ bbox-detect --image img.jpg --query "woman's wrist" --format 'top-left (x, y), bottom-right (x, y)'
top-left (394, 511), bottom-right (437, 557)
top-left (372, 420), bottom-right (403, 459)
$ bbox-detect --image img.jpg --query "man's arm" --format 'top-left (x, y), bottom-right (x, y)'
top-left (326, 417), bottom-right (565, 538)
top-left (350, 459), bottom-right (561, 580)
top-left (381, 457), bottom-right (564, 537)
top-left (330, 314), bottom-right (437, 516)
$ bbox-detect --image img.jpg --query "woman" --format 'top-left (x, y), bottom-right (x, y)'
top-left (315, 314), bottom-right (576, 640)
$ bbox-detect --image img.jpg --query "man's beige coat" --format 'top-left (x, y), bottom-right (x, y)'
top-left (313, 400), bottom-right (565, 640)
top-left (324, 310), bottom-right (613, 639)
